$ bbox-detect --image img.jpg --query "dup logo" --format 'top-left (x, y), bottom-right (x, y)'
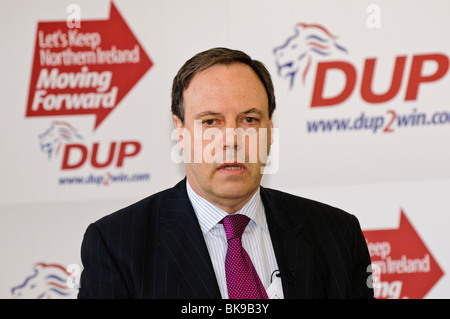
top-left (38, 120), bottom-right (142, 170)
top-left (10, 262), bottom-right (79, 299)
top-left (273, 23), bottom-right (348, 89)
top-left (273, 22), bottom-right (450, 108)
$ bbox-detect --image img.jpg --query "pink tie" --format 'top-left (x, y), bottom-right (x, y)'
top-left (222, 214), bottom-right (268, 299)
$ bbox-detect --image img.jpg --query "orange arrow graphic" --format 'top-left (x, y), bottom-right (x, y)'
top-left (363, 209), bottom-right (444, 299)
top-left (25, 2), bottom-right (153, 130)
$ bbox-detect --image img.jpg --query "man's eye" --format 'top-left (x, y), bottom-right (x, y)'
top-left (244, 117), bottom-right (256, 123)
top-left (204, 119), bottom-right (216, 125)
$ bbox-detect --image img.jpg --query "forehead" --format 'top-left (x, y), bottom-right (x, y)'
top-left (183, 63), bottom-right (269, 115)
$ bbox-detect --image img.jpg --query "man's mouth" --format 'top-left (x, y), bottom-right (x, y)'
top-left (217, 163), bottom-right (245, 171)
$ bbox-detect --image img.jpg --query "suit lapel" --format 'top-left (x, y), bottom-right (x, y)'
top-left (261, 187), bottom-right (315, 298)
top-left (158, 180), bottom-right (221, 299)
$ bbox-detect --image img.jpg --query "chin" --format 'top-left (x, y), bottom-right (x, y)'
top-left (215, 181), bottom-right (256, 198)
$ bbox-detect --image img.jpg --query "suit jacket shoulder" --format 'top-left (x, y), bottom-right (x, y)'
top-left (261, 186), bottom-right (363, 239)
top-left (90, 186), bottom-right (169, 249)
top-left (260, 186), bottom-right (373, 298)
top-left (78, 180), bottom-right (221, 299)
top-left (262, 186), bottom-right (354, 220)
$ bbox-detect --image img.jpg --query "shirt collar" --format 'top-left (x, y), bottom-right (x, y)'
top-left (186, 179), bottom-right (267, 234)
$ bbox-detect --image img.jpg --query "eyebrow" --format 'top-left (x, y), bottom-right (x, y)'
top-left (194, 111), bottom-right (221, 119)
top-left (241, 108), bottom-right (263, 116)
top-left (194, 108), bottom-right (263, 119)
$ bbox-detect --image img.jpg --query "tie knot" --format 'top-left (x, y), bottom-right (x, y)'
top-left (222, 214), bottom-right (250, 241)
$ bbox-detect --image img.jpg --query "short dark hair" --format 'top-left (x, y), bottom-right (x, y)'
top-left (171, 47), bottom-right (276, 123)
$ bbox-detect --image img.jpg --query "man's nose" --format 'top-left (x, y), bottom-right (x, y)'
top-left (223, 125), bottom-right (240, 150)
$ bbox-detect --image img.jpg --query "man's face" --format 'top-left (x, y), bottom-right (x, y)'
top-left (174, 63), bottom-right (273, 213)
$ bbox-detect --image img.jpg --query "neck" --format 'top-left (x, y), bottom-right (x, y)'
top-left (213, 192), bottom-right (257, 214)
top-left (186, 178), bottom-right (259, 214)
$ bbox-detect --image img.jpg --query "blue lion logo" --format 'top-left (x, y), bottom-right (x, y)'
top-left (273, 23), bottom-right (348, 89)
top-left (11, 262), bottom-right (76, 299)
top-left (38, 121), bottom-right (83, 159)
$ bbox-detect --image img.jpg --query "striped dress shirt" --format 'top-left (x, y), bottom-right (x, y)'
top-left (186, 180), bottom-right (281, 299)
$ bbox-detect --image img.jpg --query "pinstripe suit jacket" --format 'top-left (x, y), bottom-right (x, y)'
top-left (78, 179), bottom-right (373, 299)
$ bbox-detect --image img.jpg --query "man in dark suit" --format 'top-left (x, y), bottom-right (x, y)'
top-left (78, 48), bottom-right (373, 299)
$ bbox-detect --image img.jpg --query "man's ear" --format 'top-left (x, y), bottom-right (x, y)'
top-left (269, 118), bottom-right (274, 145)
top-left (173, 115), bottom-right (184, 150)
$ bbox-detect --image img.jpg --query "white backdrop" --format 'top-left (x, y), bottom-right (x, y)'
top-left (0, 0), bottom-right (448, 299)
